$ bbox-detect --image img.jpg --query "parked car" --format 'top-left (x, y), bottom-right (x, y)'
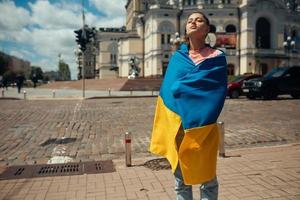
top-left (227, 74), bottom-right (262, 98)
top-left (242, 66), bottom-right (300, 100)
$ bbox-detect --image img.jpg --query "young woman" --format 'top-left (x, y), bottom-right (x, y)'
top-left (150, 11), bottom-right (227, 200)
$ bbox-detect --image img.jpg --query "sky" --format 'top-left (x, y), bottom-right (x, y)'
top-left (0, 0), bottom-right (127, 80)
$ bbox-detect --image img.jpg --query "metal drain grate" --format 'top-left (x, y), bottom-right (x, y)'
top-left (143, 158), bottom-right (171, 170)
top-left (0, 160), bottom-right (115, 180)
top-left (35, 163), bottom-right (82, 177)
top-left (84, 161), bottom-right (115, 174)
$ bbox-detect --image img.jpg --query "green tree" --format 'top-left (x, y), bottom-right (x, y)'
top-left (30, 66), bottom-right (43, 87)
top-left (30, 66), bottom-right (44, 80)
top-left (3, 70), bottom-right (16, 85)
top-left (58, 60), bottom-right (71, 81)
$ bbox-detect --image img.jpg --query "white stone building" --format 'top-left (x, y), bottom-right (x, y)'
top-left (92, 0), bottom-right (300, 79)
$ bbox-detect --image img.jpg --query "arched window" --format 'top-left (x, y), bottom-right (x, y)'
top-left (158, 21), bottom-right (175, 33)
top-left (225, 24), bottom-right (236, 33)
top-left (227, 64), bottom-right (234, 75)
top-left (209, 25), bottom-right (216, 33)
top-left (256, 17), bottom-right (271, 49)
top-left (158, 21), bottom-right (175, 45)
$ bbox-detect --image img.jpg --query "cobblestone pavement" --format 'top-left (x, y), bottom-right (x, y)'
top-left (0, 97), bottom-right (299, 166)
top-left (0, 144), bottom-right (299, 200)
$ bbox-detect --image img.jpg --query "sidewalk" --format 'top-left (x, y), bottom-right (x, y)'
top-left (0, 87), bottom-right (159, 100)
top-left (0, 143), bottom-right (299, 200)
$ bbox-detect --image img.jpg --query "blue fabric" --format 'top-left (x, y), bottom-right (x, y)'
top-left (160, 43), bottom-right (227, 130)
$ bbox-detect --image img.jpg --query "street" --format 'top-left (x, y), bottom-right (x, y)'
top-left (0, 97), bottom-right (299, 166)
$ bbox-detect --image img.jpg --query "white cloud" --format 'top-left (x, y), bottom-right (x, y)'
top-left (1, 0), bottom-right (127, 79)
top-left (29, 1), bottom-right (81, 29)
top-left (0, 1), bottom-right (31, 31)
top-left (89, 0), bottom-right (127, 17)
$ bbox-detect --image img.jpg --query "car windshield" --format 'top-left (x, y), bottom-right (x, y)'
top-left (264, 67), bottom-right (288, 78)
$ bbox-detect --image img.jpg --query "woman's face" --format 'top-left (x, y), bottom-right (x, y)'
top-left (186, 13), bottom-right (209, 39)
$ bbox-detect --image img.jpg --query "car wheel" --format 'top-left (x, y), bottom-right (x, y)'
top-left (246, 95), bottom-right (256, 100)
top-left (263, 88), bottom-right (278, 100)
top-left (291, 92), bottom-right (300, 99)
top-left (230, 90), bottom-right (239, 99)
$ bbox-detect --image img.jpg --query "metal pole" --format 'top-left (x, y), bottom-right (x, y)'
top-left (81, 0), bottom-right (85, 99)
top-left (217, 121), bottom-right (225, 157)
top-left (52, 90), bottom-right (55, 98)
top-left (288, 49), bottom-right (290, 67)
top-left (125, 132), bottom-right (132, 167)
top-left (82, 53), bottom-right (85, 98)
top-left (23, 90), bottom-right (26, 100)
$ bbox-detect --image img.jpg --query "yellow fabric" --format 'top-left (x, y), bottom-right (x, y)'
top-left (180, 124), bottom-right (219, 185)
top-left (149, 96), bottom-right (220, 185)
top-left (149, 96), bottom-right (181, 173)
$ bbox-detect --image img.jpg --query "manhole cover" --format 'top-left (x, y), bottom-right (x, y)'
top-left (0, 160), bottom-right (115, 180)
top-left (143, 158), bottom-right (171, 170)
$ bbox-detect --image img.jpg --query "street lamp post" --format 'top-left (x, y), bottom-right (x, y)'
top-left (283, 36), bottom-right (296, 67)
top-left (170, 32), bottom-right (181, 52)
top-left (283, 0), bottom-right (298, 67)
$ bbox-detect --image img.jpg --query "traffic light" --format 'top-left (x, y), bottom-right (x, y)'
top-left (74, 29), bottom-right (82, 44)
top-left (74, 29), bottom-right (87, 52)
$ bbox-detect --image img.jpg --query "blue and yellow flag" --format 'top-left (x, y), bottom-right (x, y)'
top-left (150, 44), bottom-right (227, 185)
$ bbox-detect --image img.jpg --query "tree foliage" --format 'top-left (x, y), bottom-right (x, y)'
top-left (30, 66), bottom-right (44, 81)
top-left (58, 60), bottom-right (71, 81)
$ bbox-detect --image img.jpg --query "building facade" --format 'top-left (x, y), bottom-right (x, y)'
top-left (83, 0), bottom-right (300, 79)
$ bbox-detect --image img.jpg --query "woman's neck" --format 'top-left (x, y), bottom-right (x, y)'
top-left (189, 37), bottom-right (206, 51)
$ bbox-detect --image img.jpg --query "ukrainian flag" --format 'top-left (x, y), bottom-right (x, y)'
top-left (150, 44), bottom-right (227, 185)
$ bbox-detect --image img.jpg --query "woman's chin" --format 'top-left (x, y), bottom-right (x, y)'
top-left (187, 30), bottom-right (206, 38)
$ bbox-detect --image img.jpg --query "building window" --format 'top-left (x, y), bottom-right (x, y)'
top-left (110, 54), bottom-right (117, 64)
top-left (161, 34), bottom-right (165, 44)
top-left (226, 24), bottom-right (236, 33)
top-left (256, 17), bottom-right (271, 49)
top-left (185, 0), bottom-right (192, 5)
top-left (204, 0), bottom-right (214, 4)
top-left (167, 34), bottom-right (171, 44)
top-left (114, 55), bottom-right (117, 64)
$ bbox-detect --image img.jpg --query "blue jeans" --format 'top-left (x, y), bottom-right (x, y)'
top-left (174, 165), bottom-right (219, 200)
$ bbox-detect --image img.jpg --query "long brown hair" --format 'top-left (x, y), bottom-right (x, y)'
top-left (184, 11), bottom-right (210, 47)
